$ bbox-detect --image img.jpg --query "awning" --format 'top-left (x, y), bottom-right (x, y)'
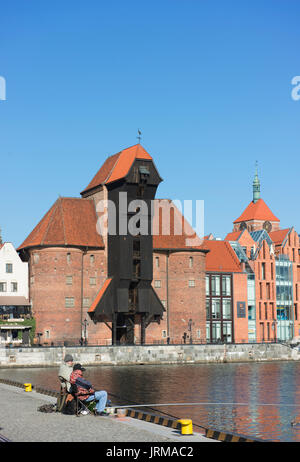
top-left (0, 297), bottom-right (31, 306)
top-left (0, 325), bottom-right (30, 329)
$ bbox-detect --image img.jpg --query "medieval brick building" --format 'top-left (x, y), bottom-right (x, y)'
top-left (18, 144), bottom-right (207, 346)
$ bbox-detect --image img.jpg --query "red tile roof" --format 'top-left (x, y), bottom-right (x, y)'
top-left (152, 200), bottom-right (204, 250)
top-left (18, 197), bottom-right (205, 252)
top-left (202, 240), bottom-right (242, 272)
top-left (18, 197), bottom-right (104, 251)
top-left (224, 231), bottom-right (243, 241)
top-left (81, 144), bottom-right (153, 195)
top-left (233, 198), bottom-right (280, 224)
top-left (269, 228), bottom-right (290, 246)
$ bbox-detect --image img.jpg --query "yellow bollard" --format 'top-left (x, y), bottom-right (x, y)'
top-left (24, 383), bottom-right (32, 392)
top-left (177, 419), bottom-right (193, 435)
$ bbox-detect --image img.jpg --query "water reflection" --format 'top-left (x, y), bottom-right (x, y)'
top-left (1, 361), bottom-right (300, 441)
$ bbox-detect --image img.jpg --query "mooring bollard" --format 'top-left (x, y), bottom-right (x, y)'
top-left (24, 383), bottom-right (32, 392)
top-left (177, 419), bottom-right (193, 435)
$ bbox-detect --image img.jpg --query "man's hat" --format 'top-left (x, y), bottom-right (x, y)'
top-left (64, 354), bottom-right (73, 362)
top-left (73, 363), bottom-right (86, 372)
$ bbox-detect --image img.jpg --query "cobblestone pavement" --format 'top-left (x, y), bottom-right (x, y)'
top-left (0, 383), bottom-right (215, 443)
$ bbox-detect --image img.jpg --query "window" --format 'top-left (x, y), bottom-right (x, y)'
top-left (211, 298), bottom-right (221, 319)
top-left (89, 277), bottom-right (96, 286)
top-left (67, 253), bottom-right (71, 263)
top-left (266, 283), bottom-right (270, 300)
top-left (271, 263), bottom-right (274, 280)
top-left (161, 300), bottom-right (166, 308)
top-left (66, 276), bottom-right (73, 285)
top-left (222, 299), bottom-right (231, 319)
top-left (261, 263), bottom-right (266, 280)
top-left (259, 302), bottom-right (262, 320)
top-left (189, 257), bottom-right (193, 268)
top-left (222, 276), bottom-right (231, 296)
top-left (188, 279), bottom-right (195, 288)
top-left (211, 275), bottom-right (220, 296)
top-left (206, 276), bottom-right (210, 295)
top-left (11, 282), bottom-right (18, 292)
top-left (83, 297), bottom-right (90, 307)
top-left (33, 253), bottom-right (39, 264)
top-left (206, 298), bottom-right (210, 319)
top-left (6, 263), bottom-right (13, 273)
top-left (154, 280), bottom-right (161, 288)
top-left (65, 297), bottom-right (75, 307)
top-left (162, 330), bottom-right (167, 338)
top-left (259, 282), bottom-right (263, 299)
top-left (45, 330), bottom-right (50, 339)
top-left (264, 302), bottom-right (268, 320)
top-left (0, 282), bottom-right (7, 292)
top-left (155, 257), bottom-right (160, 268)
top-left (90, 255), bottom-right (95, 264)
top-left (196, 329), bottom-right (201, 339)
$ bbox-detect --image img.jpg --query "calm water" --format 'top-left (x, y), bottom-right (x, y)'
top-left (1, 361), bottom-right (300, 442)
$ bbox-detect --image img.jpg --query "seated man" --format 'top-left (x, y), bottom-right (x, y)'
top-left (70, 363), bottom-right (108, 416)
top-left (58, 354), bottom-right (73, 391)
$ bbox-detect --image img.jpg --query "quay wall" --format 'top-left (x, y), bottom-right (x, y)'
top-left (0, 343), bottom-right (300, 368)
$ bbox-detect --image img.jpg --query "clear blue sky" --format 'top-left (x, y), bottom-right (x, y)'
top-left (1, 0), bottom-right (299, 247)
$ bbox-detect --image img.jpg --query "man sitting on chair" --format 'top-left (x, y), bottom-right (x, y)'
top-left (70, 363), bottom-right (108, 416)
top-left (58, 354), bottom-right (73, 391)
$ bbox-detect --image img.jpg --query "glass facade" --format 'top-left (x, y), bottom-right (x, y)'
top-left (276, 256), bottom-right (293, 341)
top-left (206, 273), bottom-right (233, 343)
top-left (247, 273), bottom-right (256, 342)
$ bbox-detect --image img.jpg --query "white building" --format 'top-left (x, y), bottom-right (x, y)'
top-left (0, 242), bottom-right (31, 345)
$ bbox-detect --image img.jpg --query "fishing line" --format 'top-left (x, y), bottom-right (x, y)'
top-left (108, 402), bottom-right (300, 408)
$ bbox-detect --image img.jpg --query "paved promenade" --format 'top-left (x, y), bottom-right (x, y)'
top-left (0, 383), bottom-right (215, 443)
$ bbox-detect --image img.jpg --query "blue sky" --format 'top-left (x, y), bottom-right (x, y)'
top-left (0, 0), bottom-right (299, 246)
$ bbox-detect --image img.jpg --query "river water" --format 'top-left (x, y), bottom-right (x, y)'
top-left (1, 361), bottom-right (300, 442)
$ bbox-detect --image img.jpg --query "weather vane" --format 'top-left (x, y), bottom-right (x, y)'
top-left (137, 129), bottom-right (142, 144)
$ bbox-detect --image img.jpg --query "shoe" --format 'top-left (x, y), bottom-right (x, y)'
top-left (95, 410), bottom-right (109, 416)
top-left (81, 410), bottom-right (88, 415)
top-left (106, 399), bottom-right (112, 407)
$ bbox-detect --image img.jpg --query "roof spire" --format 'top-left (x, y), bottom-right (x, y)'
top-left (253, 161), bottom-right (260, 203)
top-left (137, 129), bottom-right (142, 144)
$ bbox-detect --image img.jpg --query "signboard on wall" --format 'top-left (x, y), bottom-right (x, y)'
top-left (237, 301), bottom-right (246, 318)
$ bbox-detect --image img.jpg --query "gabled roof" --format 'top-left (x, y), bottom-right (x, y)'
top-left (268, 228), bottom-right (290, 246)
top-left (202, 240), bottom-right (243, 273)
top-left (81, 144), bottom-right (153, 195)
top-left (233, 198), bottom-right (280, 224)
top-left (224, 230), bottom-right (243, 241)
top-left (18, 197), bottom-right (104, 251)
top-left (152, 199), bottom-right (204, 250)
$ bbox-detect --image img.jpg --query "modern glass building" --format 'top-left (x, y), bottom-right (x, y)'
top-left (276, 255), bottom-right (294, 341)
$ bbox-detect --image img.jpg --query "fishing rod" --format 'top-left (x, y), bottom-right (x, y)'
top-left (104, 390), bottom-right (211, 431)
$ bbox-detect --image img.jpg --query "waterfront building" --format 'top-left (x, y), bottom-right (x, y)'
top-left (202, 239), bottom-right (252, 343)
top-left (18, 144), bottom-right (207, 346)
top-left (0, 242), bottom-right (31, 345)
top-left (224, 170), bottom-right (300, 342)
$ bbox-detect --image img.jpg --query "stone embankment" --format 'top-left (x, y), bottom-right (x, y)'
top-left (0, 343), bottom-right (299, 368)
